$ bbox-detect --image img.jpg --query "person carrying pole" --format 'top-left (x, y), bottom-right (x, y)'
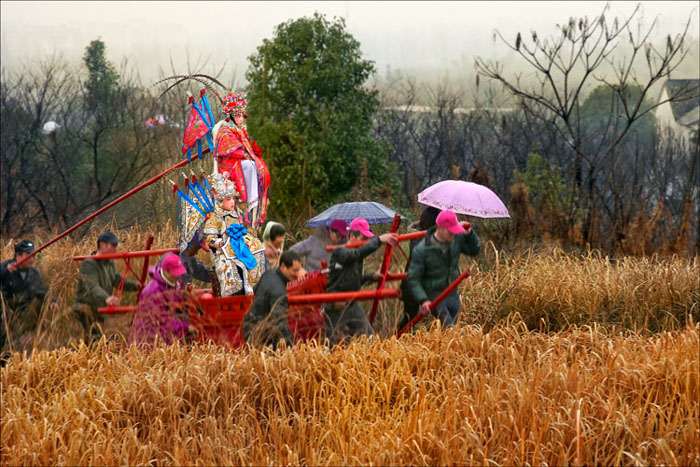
top-left (407, 210), bottom-right (480, 328)
top-left (1, 240), bottom-right (59, 364)
top-left (73, 231), bottom-right (139, 343)
top-left (323, 218), bottom-right (398, 346)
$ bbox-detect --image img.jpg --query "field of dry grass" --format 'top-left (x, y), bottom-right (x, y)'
top-left (2, 222), bottom-right (698, 351)
top-left (2, 224), bottom-right (699, 465)
top-left (2, 324), bottom-right (698, 466)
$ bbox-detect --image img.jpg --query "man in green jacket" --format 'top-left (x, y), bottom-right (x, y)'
top-left (74, 231), bottom-right (139, 342)
top-left (406, 210), bottom-right (480, 328)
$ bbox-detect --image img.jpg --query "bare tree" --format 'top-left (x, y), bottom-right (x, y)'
top-left (0, 51), bottom-right (183, 237)
top-left (475, 3), bottom-right (695, 244)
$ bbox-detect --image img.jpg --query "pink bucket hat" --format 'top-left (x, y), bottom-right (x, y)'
top-left (162, 253), bottom-right (187, 276)
top-left (349, 218), bottom-right (374, 238)
top-left (436, 210), bottom-right (466, 235)
top-left (328, 219), bottom-right (348, 237)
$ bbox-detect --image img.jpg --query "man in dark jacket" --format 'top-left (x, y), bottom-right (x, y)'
top-left (407, 210), bottom-right (480, 328)
top-left (1, 240), bottom-right (57, 363)
top-left (323, 218), bottom-right (398, 346)
top-left (242, 250), bottom-right (302, 348)
top-left (73, 231), bottom-right (139, 342)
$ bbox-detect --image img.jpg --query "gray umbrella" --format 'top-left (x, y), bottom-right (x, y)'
top-left (306, 201), bottom-right (404, 226)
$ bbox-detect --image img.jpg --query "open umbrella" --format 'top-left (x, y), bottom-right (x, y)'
top-left (306, 201), bottom-right (404, 227)
top-left (418, 180), bottom-right (510, 218)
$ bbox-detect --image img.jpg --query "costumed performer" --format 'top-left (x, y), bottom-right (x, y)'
top-left (202, 172), bottom-right (266, 296)
top-left (212, 91), bottom-right (270, 232)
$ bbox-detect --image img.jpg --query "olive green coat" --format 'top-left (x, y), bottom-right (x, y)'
top-left (407, 227), bottom-right (480, 304)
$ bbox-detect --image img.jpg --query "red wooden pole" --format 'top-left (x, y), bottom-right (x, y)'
top-left (369, 213), bottom-right (401, 324)
top-left (15, 152), bottom-right (206, 268)
top-left (73, 248), bottom-right (178, 261)
top-left (99, 306), bottom-right (137, 314)
top-left (396, 269), bottom-right (471, 338)
top-left (326, 223), bottom-right (471, 252)
top-left (385, 273), bottom-right (407, 281)
top-left (288, 288), bottom-right (400, 305)
top-left (138, 236), bottom-right (155, 295)
top-left (99, 289), bottom-right (401, 314)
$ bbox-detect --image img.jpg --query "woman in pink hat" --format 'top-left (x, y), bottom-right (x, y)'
top-left (129, 254), bottom-right (196, 347)
top-left (323, 218), bottom-right (398, 346)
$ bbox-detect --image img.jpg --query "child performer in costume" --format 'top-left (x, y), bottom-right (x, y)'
top-left (202, 173), bottom-right (267, 296)
top-left (212, 91), bottom-right (270, 232)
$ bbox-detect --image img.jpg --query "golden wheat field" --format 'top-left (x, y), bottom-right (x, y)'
top-left (2, 223), bottom-right (699, 466)
top-left (2, 325), bottom-right (699, 466)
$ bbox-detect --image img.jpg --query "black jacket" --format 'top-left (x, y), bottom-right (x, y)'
top-left (0, 259), bottom-right (49, 311)
top-left (1, 259), bottom-right (51, 346)
top-left (327, 236), bottom-right (381, 293)
top-left (241, 268), bottom-right (293, 345)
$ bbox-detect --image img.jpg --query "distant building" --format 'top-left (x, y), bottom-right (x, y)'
top-left (654, 79), bottom-right (699, 142)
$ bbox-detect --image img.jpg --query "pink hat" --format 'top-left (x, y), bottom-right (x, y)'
top-left (162, 254), bottom-right (187, 276)
top-left (328, 219), bottom-right (348, 237)
top-left (436, 210), bottom-right (466, 235)
top-left (349, 218), bottom-right (374, 238)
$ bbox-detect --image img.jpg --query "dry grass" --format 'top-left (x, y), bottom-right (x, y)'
top-left (2, 225), bottom-right (699, 351)
top-left (2, 324), bottom-right (698, 466)
top-left (462, 243), bottom-right (700, 333)
top-left (1, 221), bottom-right (186, 350)
top-left (2, 225), bottom-right (699, 465)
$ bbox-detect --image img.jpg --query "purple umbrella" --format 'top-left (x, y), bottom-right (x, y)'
top-left (418, 180), bottom-right (510, 218)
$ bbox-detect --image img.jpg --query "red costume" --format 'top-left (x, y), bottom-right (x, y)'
top-left (214, 125), bottom-right (270, 227)
top-left (214, 91), bottom-right (270, 229)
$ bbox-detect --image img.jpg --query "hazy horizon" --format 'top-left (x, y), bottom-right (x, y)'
top-left (2, 1), bottom-right (698, 85)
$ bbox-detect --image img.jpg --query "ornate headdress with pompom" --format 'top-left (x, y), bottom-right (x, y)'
top-left (210, 172), bottom-right (239, 201)
top-left (217, 91), bottom-right (247, 119)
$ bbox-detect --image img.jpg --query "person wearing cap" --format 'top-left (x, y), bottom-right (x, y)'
top-left (323, 218), bottom-right (398, 346)
top-left (129, 254), bottom-right (195, 347)
top-left (289, 219), bottom-right (348, 274)
top-left (242, 250), bottom-right (302, 349)
top-left (161, 232), bottom-right (212, 287)
top-left (73, 230), bottom-right (139, 342)
top-left (406, 209), bottom-right (480, 328)
top-left (1, 240), bottom-right (58, 360)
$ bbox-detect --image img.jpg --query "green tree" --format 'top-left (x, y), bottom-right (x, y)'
top-left (245, 13), bottom-right (398, 222)
top-left (83, 39), bottom-right (119, 118)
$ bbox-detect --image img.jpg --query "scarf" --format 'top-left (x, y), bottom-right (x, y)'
top-left (226, 223), bottom-right (258, 270)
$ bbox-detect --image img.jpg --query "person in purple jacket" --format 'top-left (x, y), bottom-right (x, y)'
top-left (129, 254), bottom-right (195, 347)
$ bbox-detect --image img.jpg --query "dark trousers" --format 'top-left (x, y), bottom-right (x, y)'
top-left (398, 291), bottom-right (461, 332)
top-left (323, 302), bottom-right (374, 346)
top-left (73, 304), bottom-right (104, 343)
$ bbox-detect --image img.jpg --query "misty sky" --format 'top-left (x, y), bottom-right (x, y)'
top-left (1, 1), bottom-right (698, 84)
